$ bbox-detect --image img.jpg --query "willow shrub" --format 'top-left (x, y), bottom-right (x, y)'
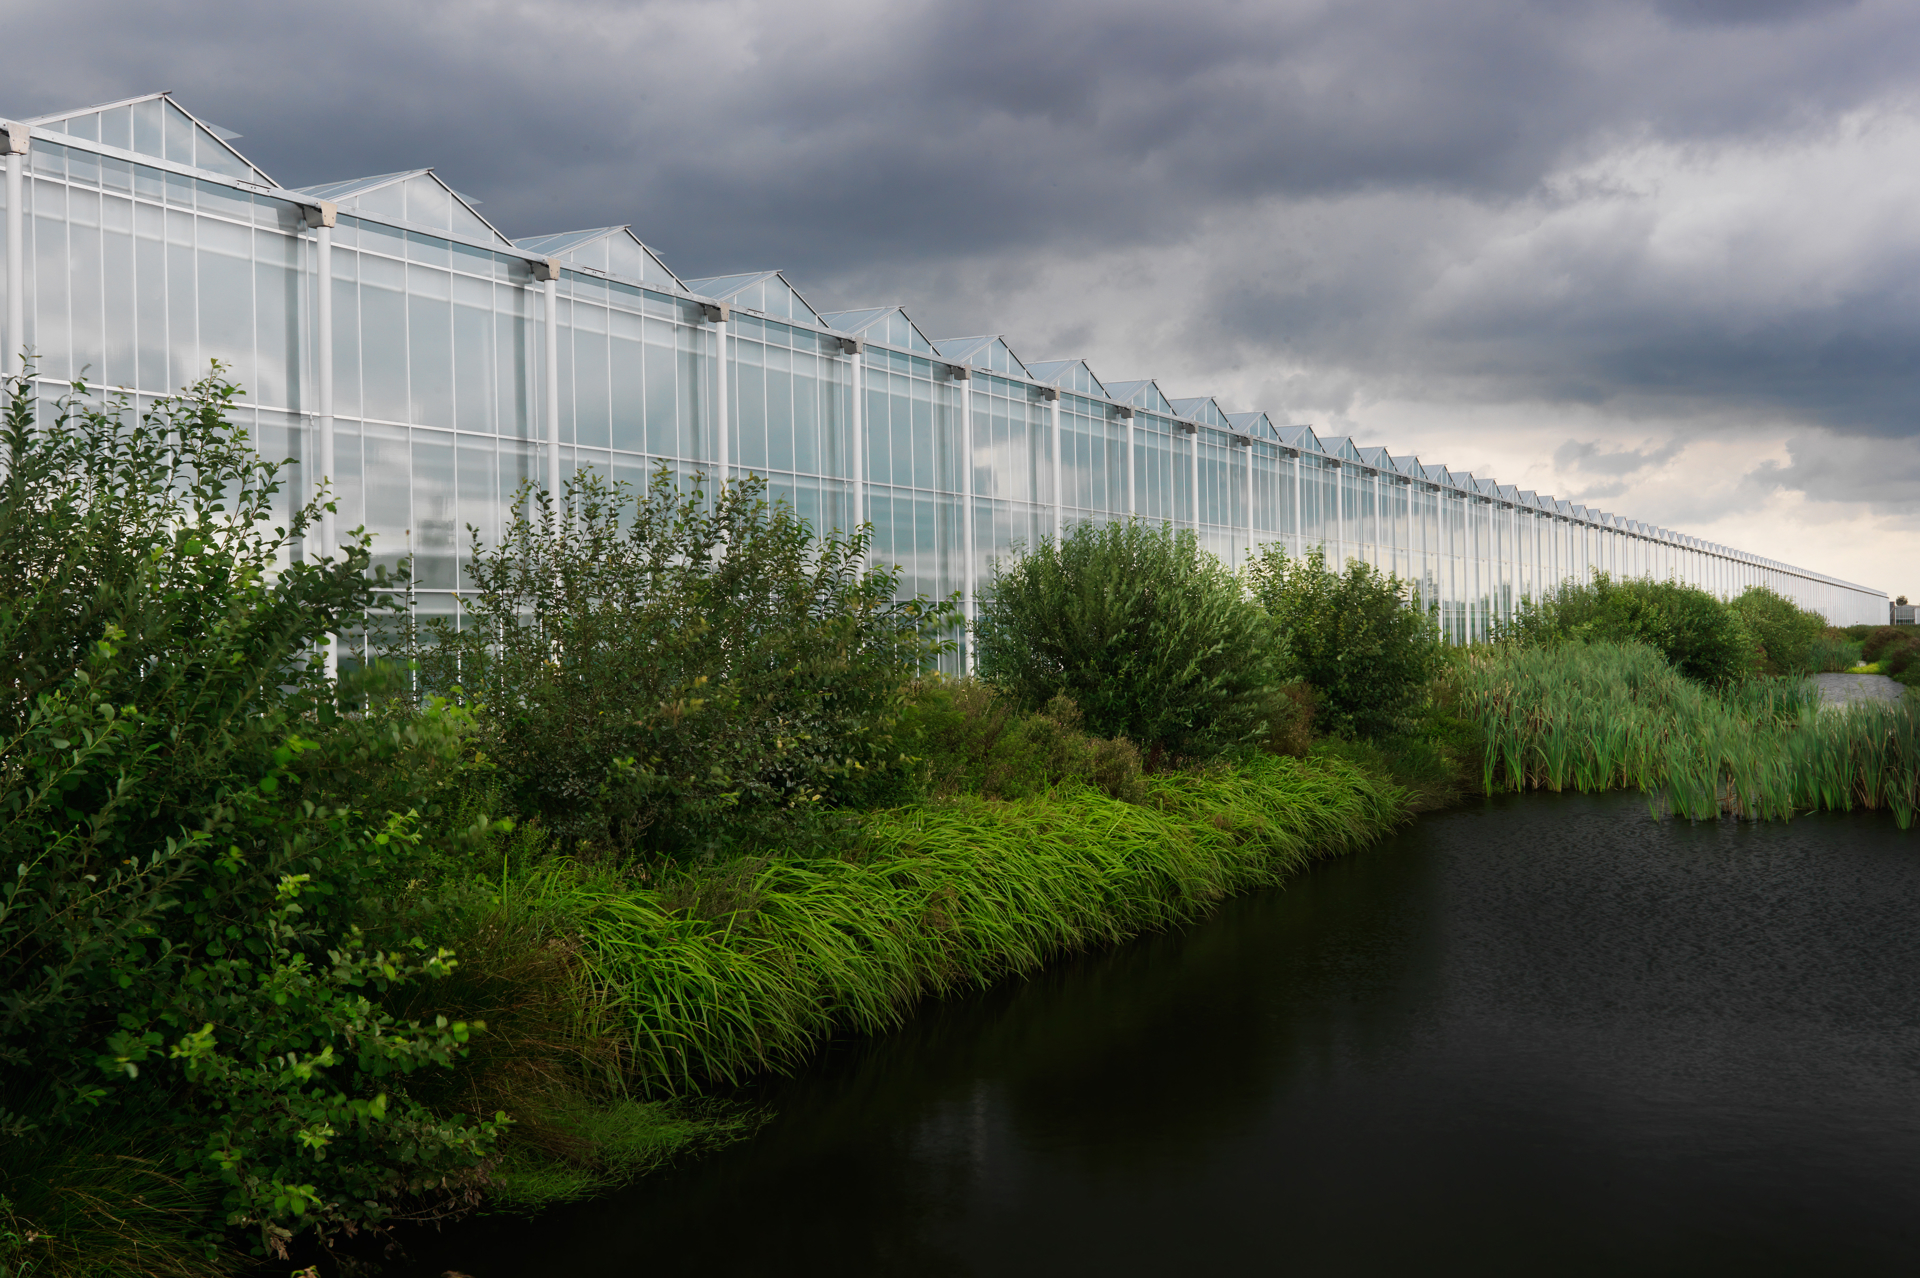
top-left (0, 370), bottom-right (499, 1268)
top-left (973, 520), bottom-right (1279, 759)
top-left (1498, 572), bottom-right (1756, 684)
top-left (1730, 585), bottom-right (1830, 675)
top-left (420, 468), bottom-right (957, 862)
top-left (1245, 544), bottom-right (1442, 740)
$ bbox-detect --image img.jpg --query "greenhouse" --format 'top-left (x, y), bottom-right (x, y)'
top-left (0, 92), bottom-right (1889, 664)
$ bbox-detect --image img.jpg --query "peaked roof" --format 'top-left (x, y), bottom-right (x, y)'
top-left (817, 306), bottom-right (937, 353)
top-left (1226, 411), bottom-right (1278, 441)
top-left (1355, 445), bottom-right (1392, 470)
top-left (1169, 397), bottom-right (1234, 431)
top-left (1024, 359), bottom-right (1110, 399)
top-left (294, 169), bottom-right (512, 247)
top-left (1316, 435), bottom-right (1368, 464)
top-left (513, 225), bottom-right (680, 289)
top-left (1390, 454), bottom-right (1424, 477)
top-left (1276, 424), bottom-right (1324, 453)
top-left (1103, 380), bottom-right (1177, 416)
top-left (932, 335), bottom-right (1030, 379)
top-left (26, 91), bottom-right (274, 187)
top-left (684, 271), bottom-right (825, 327)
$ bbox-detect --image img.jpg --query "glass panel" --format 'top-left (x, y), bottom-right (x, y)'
top-left (406, 177), bottom-right (452, 233)
top-left (351, 181), bottom-right (406, 225)
top-left (163, 101), bottom-right (196, 166)
top-left (412, 429), bottom-right (457, 588)
top-left (359, 257), bottom-right (408, 422)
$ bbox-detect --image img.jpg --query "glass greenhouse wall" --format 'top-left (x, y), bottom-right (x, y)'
top-left (0, 93), bottom-right (1890, 663)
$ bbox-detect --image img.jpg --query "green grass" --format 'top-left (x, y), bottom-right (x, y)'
top-left (484, 1098), bottom-right (764, 1212)
top-left (500, 753), bottom-right (1409, 1098)
top-left (1453, 641), bottom-right (1920, 827)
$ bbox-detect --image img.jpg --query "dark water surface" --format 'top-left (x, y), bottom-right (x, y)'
top-left (412, 793), bottom-right (1920, 1276)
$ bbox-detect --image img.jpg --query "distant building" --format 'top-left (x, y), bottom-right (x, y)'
top-left (1894, 604), bottom-right (1917, 626)
top-left (0, 92), bottom-right (1891, 664)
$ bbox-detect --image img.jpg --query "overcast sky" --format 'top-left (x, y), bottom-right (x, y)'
top-left (10, 0), bottom-right (1916, 598)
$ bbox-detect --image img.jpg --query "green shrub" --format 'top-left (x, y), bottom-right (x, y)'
top-left (1246, 545), bottom-right (1442, 740)
top-left (1730, 585), bottom-right (1829, 675)
top-left (418, 467), bottom-right (956, 862)
top-left (0, 371), bottom-right (499, 1265)
top-left (1806, 630), bottom-right (1862, 673)
top-left (1853, 628), bottom-right (1920, 687)
top-left (1498, 572), bottom-right (1757, 684)
top-left (973, 520), bottom-right (1279, 759)
top-left (893, 680), bottom-right (1146, 802)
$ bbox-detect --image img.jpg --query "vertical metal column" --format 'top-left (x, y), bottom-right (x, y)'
top-left (305, 199), bottom-right (339, 678)
top-left (714, 310), bottom-right (729, 490)
top-left (3, 122), bottom-right (28, 375)
top-left (1048, 389), bottom-right (1062, 539)
top-left (536, 258), bottom-right (561, 497)
top-left (956, 365), bottom-right (975, 671)
top-left (849, 338), bottom-right (863, 549)
top-left (1189, 425), bottom-right (1200, 537)
top-left (1292, 450), bottom-right (1303, 557)
top-left (1121, 406), bottom-right (1135, 517)
top-left (1241, 440), bottom-right (1254, 569)
top-left (697, 299), bottom-right (732, 500)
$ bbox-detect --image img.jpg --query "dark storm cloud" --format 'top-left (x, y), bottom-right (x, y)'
top-left (6, 0), bottom-right (1919, 448)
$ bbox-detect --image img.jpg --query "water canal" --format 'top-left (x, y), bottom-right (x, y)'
top-left (410, 791), bottom-right (1920, 1276)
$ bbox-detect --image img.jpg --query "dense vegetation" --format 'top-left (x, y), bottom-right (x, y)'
top-left (0, 374), bottom-right (500, 1273)
top-left (417, 468), bottom-right (952, 861)
top-left (3, 368), bottom-right (1907, 1276)
top-left (0, 377), bottom-right (1428, 1276)
top-left (1453, 641), bottom-right (1918, 826)
top-left (1855, 625), bottom-right (1920, 688)
top-left (972, 519), bottom-right (1277, 759)
top-left (1245, 544), bottom-right (1442, 739)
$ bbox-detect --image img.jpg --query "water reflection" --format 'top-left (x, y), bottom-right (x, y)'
top-left (410, 793), bottom-right (1920, 1276)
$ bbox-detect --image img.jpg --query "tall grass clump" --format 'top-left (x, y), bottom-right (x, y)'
top-left (1498, 573), bottom-right (1756, 684)
top-left (500, 753), bottom-right (1407, 1095)
top-left (1454, 640), bottom-right (1920, 827)
top-left (974, 520), bottom-right (1280, 759)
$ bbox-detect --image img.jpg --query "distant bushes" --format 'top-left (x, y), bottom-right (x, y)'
top-left (1862, 626), bottom-right (1920, 687)
top-left (1499, 572), bottom-right (1756, 684)
top-left (974, 520), bottom-right (1279, 758)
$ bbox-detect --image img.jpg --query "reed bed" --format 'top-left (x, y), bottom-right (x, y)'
top-left (504, 753), bottom-right (1407, 1095)
top-left (1454, 641), bottom-right (1920, 827)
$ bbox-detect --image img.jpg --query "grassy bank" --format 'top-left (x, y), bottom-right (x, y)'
top-left (453, 751), bottom-right (1410, 1208)
top-left (1453, 641), bottom-right (1920, 826)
